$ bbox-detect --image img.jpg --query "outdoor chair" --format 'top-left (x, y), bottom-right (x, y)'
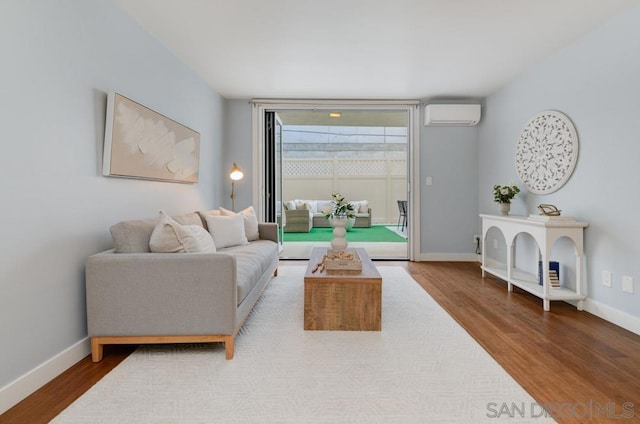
top-left (284, 209), bottom-right (312, 232)
top-left (397, 200), bottom-right (407, 231)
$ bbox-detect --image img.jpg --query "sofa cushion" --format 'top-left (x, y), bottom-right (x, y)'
top-left (110, 212), bottom-right (203, 253)
top-left (149, 211), bottom-right (216, 253)
top-left (205, 214), bottom-right (248, 249)
top-left (220, 206), bottom-right (260, 241)
top-left (221, 240), bottom-right (279, 305)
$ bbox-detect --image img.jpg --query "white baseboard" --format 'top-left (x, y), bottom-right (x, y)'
top-left (583, 299), bottom-right (640, 337)
top-left (0, 338), bottom-right (90, 415)
top-left (417, 253), bottom-right (480, 262)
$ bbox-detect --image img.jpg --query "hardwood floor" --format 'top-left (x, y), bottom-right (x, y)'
top-left (2, 261), bottom-right (639, 423)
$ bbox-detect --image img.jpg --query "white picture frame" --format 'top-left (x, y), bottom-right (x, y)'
top-left (103, 92), bottom-right (200, 184)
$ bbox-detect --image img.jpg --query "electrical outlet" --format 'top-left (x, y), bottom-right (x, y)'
top-left (622, 276), bottom-right (634, 294)
top-left (602, 271), bottom-right (612, 287)
top-left (425, 176), bottom-right (433, 186)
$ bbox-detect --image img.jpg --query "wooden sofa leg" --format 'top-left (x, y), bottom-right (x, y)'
top-left (225, 336), bottom-right (235, 360)
top-left (91, 338), bottom-right (104, 362)
top-left (274, 268), bottom-right (278, 277)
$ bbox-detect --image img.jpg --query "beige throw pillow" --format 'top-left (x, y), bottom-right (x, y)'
top-left (220, 206), bottom-right (260, 241)
top-left (205, 214), bottom-right (248, 249)
top-left (149, 211), bottom-right (216, 253)
top-left (285, 201), bottom-right (296, 211)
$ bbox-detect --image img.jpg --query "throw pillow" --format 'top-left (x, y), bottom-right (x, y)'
top-left (149, 211), bottom-right (216, 253)
top-left (307, 200), bottom-right (318, 213)
top-left (198, 208), bottom-right (221, 231)
top-left (205, 214), bottom-right (248, 249)
top-left (295, 200), bottom-right (309, 210)
top-left (285, 201), bottom-right (296, 210)
top-left (359, 200), bottom-right (369, 213)
top-left (220, 206), bottom-right (260, 241)
top-left (317, 200), bottom-right (332, 212)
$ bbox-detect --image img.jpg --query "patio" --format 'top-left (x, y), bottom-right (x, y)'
top-left (281, 225), bottom-right (407, 259)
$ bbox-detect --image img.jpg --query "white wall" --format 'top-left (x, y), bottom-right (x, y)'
top-left (420, 116), bottom-right (480, 257)
top-left (479, 5), bottom-right (640, 328)
top-left (223, 99), bottom-right (253, 211)
top-left (0, 0), bottom-right (224, 406)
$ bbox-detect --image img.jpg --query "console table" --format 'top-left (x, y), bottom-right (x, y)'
top-left (480, 214), bottom-right (588, 311)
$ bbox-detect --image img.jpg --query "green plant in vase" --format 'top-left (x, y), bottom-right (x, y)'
top-left (493, 183), bottom-right (520, 215)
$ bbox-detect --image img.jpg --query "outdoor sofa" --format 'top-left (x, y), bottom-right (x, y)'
top-left (283, 199), bottom-right (372, 232)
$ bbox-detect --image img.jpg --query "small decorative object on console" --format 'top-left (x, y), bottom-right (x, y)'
top-left (529, 204), bottom-right (575, 222)
top-left (537, 204), bottom-right (561, 216)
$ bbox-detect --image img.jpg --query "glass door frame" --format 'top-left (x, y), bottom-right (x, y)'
top-left (251, 99), bottom-right (420, 261)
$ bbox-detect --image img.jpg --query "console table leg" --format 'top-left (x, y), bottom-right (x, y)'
top-left (543, 299), bottom-right (550, 311)
top-left (577, 300), bottom-right (584, 311)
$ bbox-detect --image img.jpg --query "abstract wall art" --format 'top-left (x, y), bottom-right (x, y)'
top-left (103, 92), bottom-right (200, 183)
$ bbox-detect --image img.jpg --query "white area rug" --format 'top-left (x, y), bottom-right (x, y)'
top-left (52, 267), bottom-right (554, 423)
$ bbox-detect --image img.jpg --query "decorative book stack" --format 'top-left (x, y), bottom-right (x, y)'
top-left (538, 261), bottom-right (561, 288)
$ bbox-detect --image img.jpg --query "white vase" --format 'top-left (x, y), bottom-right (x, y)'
top-left (330, 216), bottom-right (348, 251)
top-left (499, 202), bottom-right (511, 215)
top-left (329, 216), bottom-right (356, 231)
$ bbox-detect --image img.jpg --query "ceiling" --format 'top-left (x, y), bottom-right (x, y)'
top-left (116, 0), bottom-right (638, 100)
top-left (277, 110), bottom-right (408, 127)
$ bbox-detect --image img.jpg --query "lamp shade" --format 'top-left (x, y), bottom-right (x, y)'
top-left (229, 163), bottom-right (243, 181)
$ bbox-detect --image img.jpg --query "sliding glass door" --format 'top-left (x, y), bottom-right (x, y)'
top-left (255, 100), bottom-right (419, 261)
top-left (264, 111), bottom-right (283, 247)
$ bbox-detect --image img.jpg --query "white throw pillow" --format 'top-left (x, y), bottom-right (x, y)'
top-left (200, 209), bottom-right (221, 217)
top-left (285, 201), bottom-right (296, 210)
top-left (317, 200), bottom-right (332, 211)
top-left (295, 200), bottom-right (309, 210)
top-left (205, 214), bottom-right (248, 249)
top-left (307, 200), bottom-right (318, 213)
top-left (350, 201), bottom-right (360, 213)
top-left (220, 206), bottom-right (260, 241)
top-left (359, 200), bottom-right (369, 213)
top-left (150, 211), bottom-right (216, 253)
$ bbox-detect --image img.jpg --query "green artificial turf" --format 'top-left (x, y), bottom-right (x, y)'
top-left (283, 225), bottom-right (406, 243)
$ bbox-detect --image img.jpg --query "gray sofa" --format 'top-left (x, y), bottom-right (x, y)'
top-left (86, 210), bottom-right (279, 361)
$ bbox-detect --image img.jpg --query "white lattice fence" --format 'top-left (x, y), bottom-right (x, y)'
top-left (283, 160), bottom-right (333, 176)
top-left (282, 158), bottom-right (407, 224)
top-left (283, 158), bottom-right (406, 177)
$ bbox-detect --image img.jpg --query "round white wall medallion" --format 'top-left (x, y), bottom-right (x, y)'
top-left (515, 110), bottom-right (579, 194)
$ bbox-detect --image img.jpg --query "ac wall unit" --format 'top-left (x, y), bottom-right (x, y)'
top-left (424, 104), bottom-right (481, 126)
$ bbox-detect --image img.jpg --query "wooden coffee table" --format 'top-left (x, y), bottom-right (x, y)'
top-left (304, 247), bottom-right (382, 331)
